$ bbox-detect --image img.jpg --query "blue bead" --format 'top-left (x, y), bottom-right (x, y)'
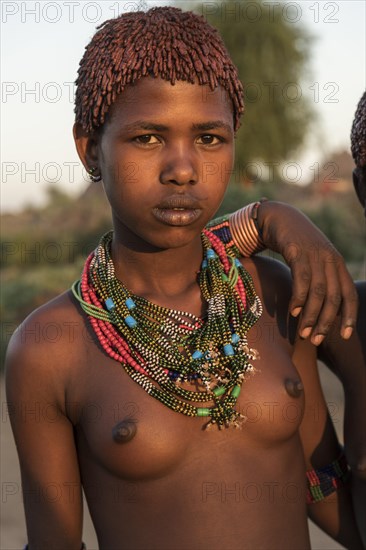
top-left (201, 259), bottom-right (208, 269)
top-left (105, 297), bottom-right (115, 311)
top-left (231, 333), bottom-right (240, 344)
top-left (192, 350), bottom-right (203, 360)
top-left (125, 298), bottom-right (136, 310)
top-left (223, 344), bottom-right (235, 356)
top-left (125, 315), bottom-right (137, 328)
top-left (206, 249), bottom-right (216, 260)
top-left (234, 258), bottom-right (241, 268)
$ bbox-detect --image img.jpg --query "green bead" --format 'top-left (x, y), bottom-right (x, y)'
top-left (197, 408), bottom-right (211, 416)
top-left (231, 385), bottom-right (241, 398)
top-left (213, 385), bottom-right (226, 397)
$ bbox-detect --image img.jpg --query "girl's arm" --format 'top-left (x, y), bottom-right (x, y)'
top-left (5, 311), bottom-right (83, 550)
top-left (211, 200), bottom-right (358, 342)
top-left (294, 338), bottom-right (363, 548)
top-left (256, 200), bottom-right (358, 343)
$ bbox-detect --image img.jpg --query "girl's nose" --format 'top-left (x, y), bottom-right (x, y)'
top-left (159, 143), bottom-right (198, 186)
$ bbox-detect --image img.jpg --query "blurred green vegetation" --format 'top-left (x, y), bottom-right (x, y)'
top-left (192, 0), bottom-right (314, 173)
top-left (1, 180), bottom-right (365, 370)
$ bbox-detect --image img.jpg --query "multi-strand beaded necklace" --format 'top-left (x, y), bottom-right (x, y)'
top-left (72, 224), bottom-right (262, 429)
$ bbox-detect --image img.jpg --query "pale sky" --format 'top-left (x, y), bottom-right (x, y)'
top-left (1, 0), bottom-right (365, 212)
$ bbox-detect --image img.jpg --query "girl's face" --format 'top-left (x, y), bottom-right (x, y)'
top-left (76, 77), bottom-right (235, 251)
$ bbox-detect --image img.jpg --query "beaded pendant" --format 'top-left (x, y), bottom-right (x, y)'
top-left (72, 225), bottom-right (262, 429)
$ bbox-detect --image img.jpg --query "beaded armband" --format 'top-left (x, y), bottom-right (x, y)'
top-left (206, 214), bottom-right (241, 257)
top-left (306, 452), bottom-right (350, 504)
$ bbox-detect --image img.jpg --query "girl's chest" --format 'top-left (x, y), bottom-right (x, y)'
top-left (70, 322), bottom-right (305, 481)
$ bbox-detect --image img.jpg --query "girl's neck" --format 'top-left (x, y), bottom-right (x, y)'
top-left (110, 231), bottom-right (204, 302)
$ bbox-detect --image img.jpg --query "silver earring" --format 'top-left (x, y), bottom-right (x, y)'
top-left (88, 167), bottom-right (102, 182)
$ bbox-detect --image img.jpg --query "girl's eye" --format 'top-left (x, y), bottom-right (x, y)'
top-left (134, 135), bottom-right (160, 145)
top-left (197, 134), bottom-right (222, 145)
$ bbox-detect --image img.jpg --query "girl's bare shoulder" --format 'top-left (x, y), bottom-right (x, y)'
top-left (5, 290), bottom-right (88, 389)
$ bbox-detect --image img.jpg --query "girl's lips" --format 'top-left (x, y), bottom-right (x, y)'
top-left (153, 194), bottom-right (203, 226)
top-left (152, 207), bottom-right (202, 226)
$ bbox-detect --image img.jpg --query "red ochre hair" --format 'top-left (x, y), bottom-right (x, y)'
top-left (351, 91), bottom-right (366, 168)
top-left (74, 6), bottom-right (244, 134)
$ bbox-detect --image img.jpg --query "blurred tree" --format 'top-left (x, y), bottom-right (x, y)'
top-left (191, 0), bottom-right (314, 177)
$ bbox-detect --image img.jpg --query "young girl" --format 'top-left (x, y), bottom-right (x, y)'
top-left (6, 7), bottom-right (362, 549)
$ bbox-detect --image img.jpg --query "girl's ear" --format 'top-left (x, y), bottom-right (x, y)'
top-left (73, 123), bottom-right (100, 172)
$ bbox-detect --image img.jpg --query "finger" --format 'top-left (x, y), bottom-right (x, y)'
top-left (297, 279), bottom-right (328, 339)
top-left (288, 248), bottom-right (326, 334)
top-left (319, 248), bottom-right (358, 338)
top-left (309, 294), bottom-right (342, 346)
top-left (288, 262), bottom-right (312, 318)
top-left (337, 263), bottom-right (358, 339)
top-left (307, 261), bottom-right (358, 345)
top-left (303, 258), bottom-right (343, 344)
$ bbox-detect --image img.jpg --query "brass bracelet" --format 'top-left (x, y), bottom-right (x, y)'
top-left (229, 200), bottom-right (267, 257)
